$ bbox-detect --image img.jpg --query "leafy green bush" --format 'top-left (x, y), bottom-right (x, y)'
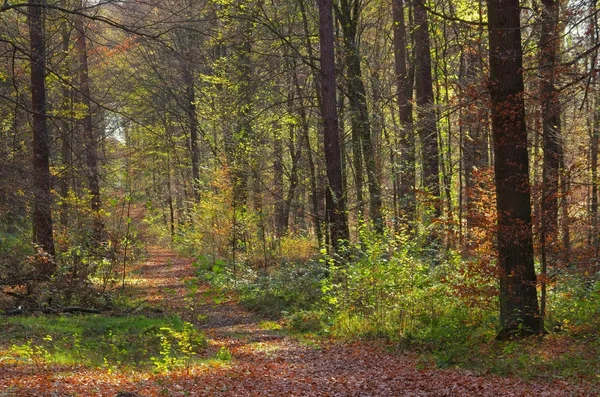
top-left (284, 310), bottom-right (326, 333)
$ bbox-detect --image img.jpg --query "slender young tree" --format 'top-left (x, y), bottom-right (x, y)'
top-left (488, 0), bottom-right (541, 338)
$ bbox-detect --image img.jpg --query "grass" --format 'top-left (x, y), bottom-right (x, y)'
top-left (0, 314), bottom-right (207, 371)
top-left (415, 329), bottom-right (600, 383)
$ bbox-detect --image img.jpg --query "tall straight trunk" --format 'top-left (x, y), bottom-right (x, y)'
top-left (392, 0), bottom-right (416, 226)
top-left (539, 0), bottom-right (563, 322)
top-left (59, 23), bottom-right (72, 229)
top-left (298, 0), bottom-right (323, 244)
top-left (166, 152), bottom-right (175, 242)
top-left (273, 124), bottom-right (285, 237)
top-left (228, 36), bottom-right (252, 211)
top-left (183, 65), bottom-right (200, 201)
top-left (413, 0), bottom-right (440, 218)
top-left (28, 0), bottom-right (56, 264)
top-left (336, 0), bottom-right (383, 233)
top-left (591, 1), bottom-right (599, 254)
top-left (282, 86), bottom-right (302, 233)
top-left (318, 0), bottom-right (349, 249)
top-left (592, 92), bottom-right (599, 250)
top-left (488, 0), bottom-right (541, 339)
top-left (461, 50), bottom-right (488, 241)
top-left (75, 9), bottom-right (103, 244)
top-left (291, 60), bottom-right (323, 243)
top-left (281, 60), bottom-right (303, 234)
top-left (283, 138), bottom-right (302, 233)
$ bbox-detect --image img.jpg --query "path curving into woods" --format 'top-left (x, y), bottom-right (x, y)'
top-left (120, 247), bottom-right (587, 397)
top-left (0, 246), bottom-right (592, 396)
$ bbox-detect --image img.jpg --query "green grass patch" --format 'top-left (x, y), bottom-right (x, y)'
top-left (258, 320), bottom-right (282, 331)
top-left (0, 314), bottom-right (206, 371)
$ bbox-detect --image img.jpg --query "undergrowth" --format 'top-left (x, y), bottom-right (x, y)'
top-left (185, 223), bottom-right (600, 385)
top-left (0, 314), bottom-right (208, 372)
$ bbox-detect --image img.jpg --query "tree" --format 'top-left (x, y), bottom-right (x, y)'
top-left (413, 0), bottom-right (440, 219)
top-left (335, 0), bottom-right (383, 233)
top-left (28, 0), bottom-right (56, 267)
top-left (75, 4), bottom-right (104, 245)
top-left (487, 0), bottom-right (541, 338)
top-left (539, 0), bottom-right (563, 324)
top-left (392, 0), bottom-right (415, 227)
top-left (318, 0), bottom-right (349, 249)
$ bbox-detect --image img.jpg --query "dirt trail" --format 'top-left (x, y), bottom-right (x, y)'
top-left (0, 246), bottom-right (590, 396)
top-left (126, 247), bottom-right (587, 397)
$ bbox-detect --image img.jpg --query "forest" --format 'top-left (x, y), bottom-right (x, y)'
top-left (0, 0), bottom-right (599, 395)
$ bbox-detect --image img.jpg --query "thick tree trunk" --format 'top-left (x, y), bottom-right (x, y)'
top-left (392, 0), bottom-right (416, 226)
top-left (413, 0), bottom-right (440, 218)
top-left (318, 0), bottom-right (349, 249)
top-left (488, 0), bottom-right (541, 339)
top-left (75, 9), bottom-right (103, 244)
top-left (28, 0), bottom-right (56, 265)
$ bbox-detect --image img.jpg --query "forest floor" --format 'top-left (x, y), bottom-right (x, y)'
top-left (0, 245), bottom-right (596, 396)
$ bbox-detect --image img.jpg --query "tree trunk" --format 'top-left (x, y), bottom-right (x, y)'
top-left (228, 37), bottom-right (252, 211)
top-left (318, 0), bottom-right (349, 249)
top-left (183, 65), bottom-right (201, 201)
top-left (298, 0), bottom-right (323, 244)
top-left (488, 0), bottom-right (541, 339)
top-left (28, 0), bottom-right (56, 265)
top-left (273, 123), bottom-right (285, 237)
top-left (461, 49), bottom-right (488, 245)
top-left (75, 8), bottom-right (103, 244)
top-left (392, 0), bottom-right (416, 226)
top-left (59, 22), bottom-right (72, 230)
top-left (336, 0), bottom-right (383, 233)
top-left (413, 0), bottom-right (440, 218)
top-left (590, 0), bottom-right (599, 255)
top-left (539, 0), bottom-right (563, 323)
top-left (592, 90), bottom-right (599, 251)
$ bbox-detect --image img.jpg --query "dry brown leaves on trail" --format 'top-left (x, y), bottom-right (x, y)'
top-left (0, 247), bottom-right (595, 396)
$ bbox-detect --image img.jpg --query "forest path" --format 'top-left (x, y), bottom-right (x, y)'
top-left (124, 246), bottom-right (581, 397)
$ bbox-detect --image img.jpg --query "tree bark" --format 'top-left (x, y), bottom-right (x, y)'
top-left (392, 0), bottom-right (416, 227)
top-left (318, 0), bottom-right (349, 249)
top-left (488, 0), bottom-right (541, 339)
top-left (539, 0), bottom-right (563, 323)
top-left (590, 0), bottom-right (599, 255)
top-left (75, 8), bottom-right (103, 244)
top-left (59, 22), bottom-right (72, 230)
top-left (461, 48), bottom-right (488, 244)
top-left (413, 0), bottom-right (440, 218)
top-left (183, 65), bottom-right (201, 201)
top-left (336, 0), bottom-right (383, 233)
top-left (28, 0), bottom-right (56, 265)
top-left (273, 123), bottom-right (285, 237)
